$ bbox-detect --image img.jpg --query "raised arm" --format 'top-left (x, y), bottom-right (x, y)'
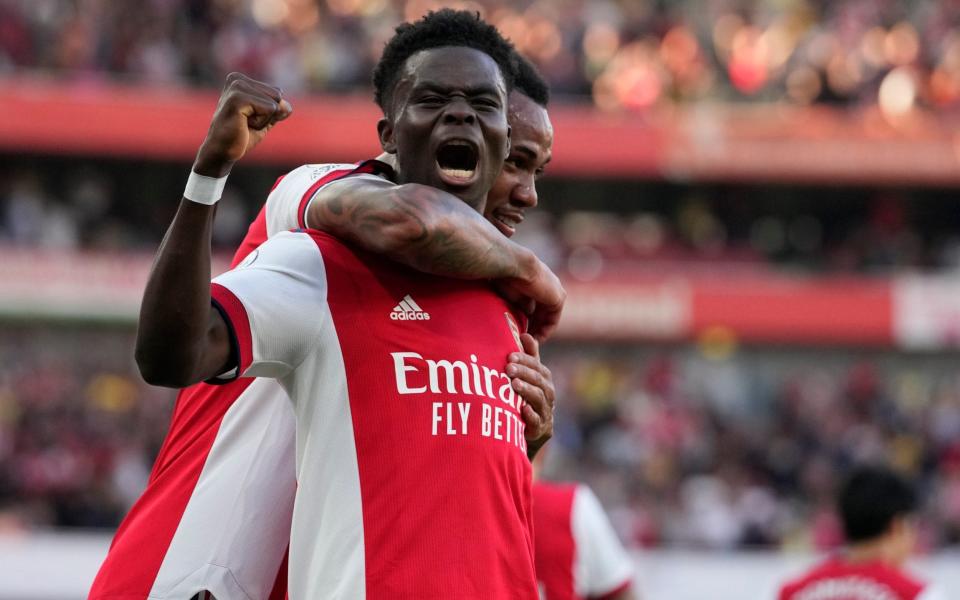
top-left (136, 73), bottom-right (292, 387)
top-left (307, 178), bottom-right (565, 339)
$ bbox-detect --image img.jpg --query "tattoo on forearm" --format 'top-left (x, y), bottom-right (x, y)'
top-left (313, 184), bottom-right (520, 279)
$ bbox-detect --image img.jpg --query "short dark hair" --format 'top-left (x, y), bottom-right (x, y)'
top-left (513, 54), bottom-right (550, 107)
top-left (373, 9), bottom-right (517, 112)
top-left (839, 466), bottom-right (917, 543)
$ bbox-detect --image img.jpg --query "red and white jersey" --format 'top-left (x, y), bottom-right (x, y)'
top-left (777, 558), bottom-right (945, 600)
top-left (533, 482), bottom-right (634, 600)
top-left (89, 161), bottom-right (388, 600)
top-left (211, 228), bottom-right (537, 599)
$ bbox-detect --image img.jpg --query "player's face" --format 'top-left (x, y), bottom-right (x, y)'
top-left (485, 91), bottom-right (553, 238)
top-left (379, 46), bottom-right (510, 212)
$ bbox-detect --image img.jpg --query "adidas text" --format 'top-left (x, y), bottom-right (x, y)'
top-left (391, 311), bottom-right (430, 321)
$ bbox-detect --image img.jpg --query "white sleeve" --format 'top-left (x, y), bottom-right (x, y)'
top-left (917, 585), bottom-right (948, 600)
top-left (211, 230), bottom-right (329, 380)
top-left (264, 163), bottom-right (358, 236)
top-left (572, 485), bottom-right (635, 598)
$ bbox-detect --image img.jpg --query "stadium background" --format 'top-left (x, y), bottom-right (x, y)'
top-left (2, 0), bottom-right (960, 597)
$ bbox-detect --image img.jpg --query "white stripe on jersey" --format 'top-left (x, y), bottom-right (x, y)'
top-left (213, 232), bottom-right (367, 599)
top-left (149, 378), bottom-right (296, 600)
top-left (571, 486), bottom-right (635, 598)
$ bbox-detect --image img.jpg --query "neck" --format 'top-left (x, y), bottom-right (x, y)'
top-left (845, 538), bottom-right (899, 566)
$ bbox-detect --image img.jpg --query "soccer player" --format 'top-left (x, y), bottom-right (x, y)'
top-left (777, 466), bottom-right (945, 600)
top-left (532, 450), bottom-right (636, 600)
top-left (89, 53), bottom-right (558, 600)
top-left (131, 10), bottom-right (560, 600)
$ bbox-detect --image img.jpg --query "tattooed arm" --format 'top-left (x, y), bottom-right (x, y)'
top-left (307, 177), bottom-right (565, 339)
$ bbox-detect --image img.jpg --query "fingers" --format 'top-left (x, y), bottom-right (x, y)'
top-left (513, 372), bottom-right (549, 437)
top-left (507, 361), bottom-right (546, 391)
top-left (521, 402), bottom-right (542, 435)
top-left (223, 74), bottom-right (293, 130)
top-left (528, 305), bottom-right (561, 342)
top-left (225, 72), bottom-right (282, 101)
top-left (518, 333), bottom-right (539, 359)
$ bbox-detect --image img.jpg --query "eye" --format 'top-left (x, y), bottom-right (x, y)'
top-left (420, 95), bottom-right (445, 105)
top-left (534, 167), bottom-right (546, 179)
top-left (473, 97), bottom-right (500, 111)
top-left (504, 157), bottom-right (522, 169)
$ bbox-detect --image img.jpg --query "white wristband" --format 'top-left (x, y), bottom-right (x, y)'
top-left (183, 171), bottom-right (228, 205)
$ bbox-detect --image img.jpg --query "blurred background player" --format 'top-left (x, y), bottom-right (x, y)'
top-left (533, 450), bottom-right (636, 600)
top-left (776, 466), bottom-right (945, 600)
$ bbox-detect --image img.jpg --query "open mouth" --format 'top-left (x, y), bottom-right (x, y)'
top-left (436, 140), bottom-right (479, 186)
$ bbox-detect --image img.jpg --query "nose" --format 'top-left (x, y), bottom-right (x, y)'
top-left (512, 175), bottom-right (538, 208)
top-left (442, 97), bottom-right (477, 126)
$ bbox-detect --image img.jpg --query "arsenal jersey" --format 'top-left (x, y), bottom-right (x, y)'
top-left (89, 162), bottom-right (390, 600)
top-left (533, 482), bottom-right (634, 600)
top-left (778, 557), bottom-right (945, 600)
top-left (211, 229), bottom-right (538, 599)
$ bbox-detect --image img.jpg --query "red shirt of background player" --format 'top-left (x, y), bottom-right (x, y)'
top-left (778, 557), bottom-right (938, 600)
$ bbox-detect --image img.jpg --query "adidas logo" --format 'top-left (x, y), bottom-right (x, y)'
top-left (391, 294), bottom-right (431, 321)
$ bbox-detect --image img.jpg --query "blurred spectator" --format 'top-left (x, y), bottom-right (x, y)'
top-left (0, 327), bottom-right (172, 529)
top-left (1, 327), bottom-right (959, 553)
top-left (5, 0), bottom-right (960, 116)
top-left (536, 342), bottom-right (960, 552)
top-left (3, 159), bottom-right (959, 274)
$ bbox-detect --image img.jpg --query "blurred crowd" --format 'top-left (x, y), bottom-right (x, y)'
top-left (2, 325), bottom-right (959, 553)
top-left (2, 0), bottom-right (960, 115)
top-left (0, 327), bottom-right (171, 530)
top-left (543, 342), bottom-right (960, 551)
top-left (4, 161), bottom-right (960, 276)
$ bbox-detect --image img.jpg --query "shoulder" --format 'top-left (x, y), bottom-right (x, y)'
top-left (870, 564), bottom-right (927, 598)
top-left (533, 481), bottom-right (579, 513)
top-left (271, 163), bottom-right (362, 196)
top-left (273, 160), bottom-right (395, 197)
top-left (776, 558), bottom-right (838, 598)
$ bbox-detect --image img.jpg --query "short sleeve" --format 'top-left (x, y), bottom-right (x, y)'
top-left (571, 485), bottom-right (635, 599)
top-left (265, 163), bottom-right (358, 235)
top-left (211, 230), bottom-right (330, 380)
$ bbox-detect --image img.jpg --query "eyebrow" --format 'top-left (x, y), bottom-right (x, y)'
top-left (512, 144), bottom-right (551, 166)
top-left (413, 82), bottom-right (503, 97)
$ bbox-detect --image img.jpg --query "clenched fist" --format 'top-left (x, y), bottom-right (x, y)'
top-left (194, 72), bottom-right (293, 177)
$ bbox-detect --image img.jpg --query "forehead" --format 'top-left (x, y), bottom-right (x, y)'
top-left (400, 46), bottom-right (506, 95)
top-left (508, 92), bottom-right (553, 152)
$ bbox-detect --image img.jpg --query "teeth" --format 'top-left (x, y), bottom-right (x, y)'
top-left (440, 167), bottom-right (475, 179)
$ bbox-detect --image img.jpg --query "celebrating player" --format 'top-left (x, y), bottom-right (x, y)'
top-left (117, 11), bottom-right (562, 600)
top-left (90, 52), bottom-right (558, 600)
top-left (776, 466), bottom-right (944, 600)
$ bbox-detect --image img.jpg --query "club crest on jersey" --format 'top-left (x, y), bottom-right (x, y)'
top-left (391, 294), bottom-right (430, 321)
top-left (310, 163), bottom-right (353, 180)
top-left (505, 312), bottom-right (523, 351)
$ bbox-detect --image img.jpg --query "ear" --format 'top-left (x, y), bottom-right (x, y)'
top-left (377, 117), bottom-right (397, 154)
top-left (503, 125), bottom-right (512, 160)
